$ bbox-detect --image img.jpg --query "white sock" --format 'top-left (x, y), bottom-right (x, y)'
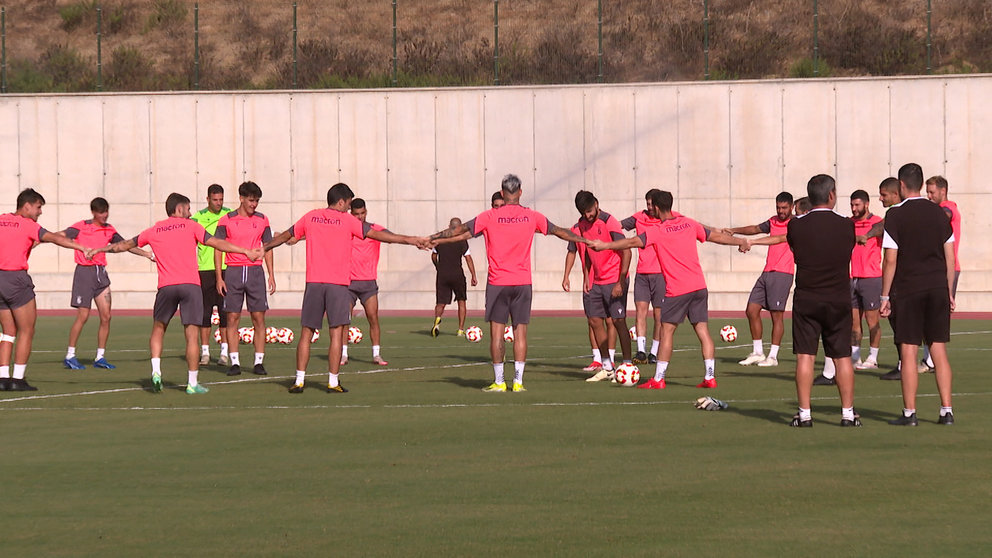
top-left (592, 348), bottom-right (602, 363)
top-left (650, 340), bottom-right (660, 356)
top-left (768, 345), bottom-right (780, 359)
top-left (493, 363), bottom-right (504, 384)
top-left (704, 359), bottom-right (715, 380)
top-left (753, 340), bottom-right (763, 354)
top-left (940, 406), bottom-right (953, 416)
top-left (842, 407), bottom-right (855, 421)
top-left (922, 345), bottom-right (931, 363)
top-left (201, 344), bottom-right (209, 355)
top-left (254, 353), bottom-right (264, 365)
top-left (12, 363), bottom-right (26, 379)
top-left (295, 370), bottom-right (306, 385)
top-left (602, 359), bottom-right (614, 372)
top-left (869, 347), bottom-right (879, 361)
top-left (373, 345), bottom-right (380, 358)
top-left (799, 408), bottom-right (812, 421)
top-left (328, 372), bottom-right (339, 388)
top-left (0, 365), bottom-right (8, 378)
top-left (636, 336), bottom-right (646, 353)
top-left (151, 357), bottom-right (162, 375)
top-left (96, 348), bottom-right (105, 361)
top-left (230, 352), bottom-right (240, 366)
top-left (851, 346), bottom-right (861, 362)
top-left (514, 361), bottom-right (525, 383)
top-left (220, 343), bottom-right (229, 356)
top-left (188, 370), bottom-right (198, 386)
top-left (654, 361), bottom-right (669, 381)
top-left (66, 346), bottom-right (76, 359)
top-left (342, 344), bottom-right (349, 358)
top-left (903, 408), bottom-right (916, 417)
top-left (608, 349), bottom-right (616, 363)
top-left (822, 357), bottom-right (836, 379)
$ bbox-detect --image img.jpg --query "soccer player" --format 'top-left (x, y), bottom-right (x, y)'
top-left (429, 174), bottom-right (589, 393)
top-left (620, 189), bottom-right (664, 365)
top-left (263, 183), bottom-right (427, 394)
top-left (728, 192), bottom-right (795, 368)
top-left (191, 184), bottom-right (232, 366)
top-left (491, 191), bottom-right (505, 209)
top-left (881, 163), bottom-right (956, 426)
top-left (566, 190), bottom-right (632, 381)
top-left (0, 189), bottom-right (93, 391)
top-left (62, 197), bottom-right (155, 370)
top-left (214, 181), bottom-right (275, 377)
top-left (784, 175), bottom-right (858, 427)
top-left (342, 198), bottom-right (392, 366)
top-left (848, 189), bottom-right (883, 371)
top-left (431, 217), bottom-right (477, 338)
top-left (919, 175), bottom-right (962, 373)
top-left (94, 193), bottom-right (263, 394)
top-left (562, 233), bottom-right (618, 374)
top-left (589, 190), bottom-right (749, 390)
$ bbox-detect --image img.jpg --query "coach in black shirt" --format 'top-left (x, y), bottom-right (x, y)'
top-left (785, 174), bottom-right (858, 427)
top-left (880, 163), bottom-right (956, 426)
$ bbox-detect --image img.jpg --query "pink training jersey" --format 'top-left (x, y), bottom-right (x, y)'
top-left (758, 216), bottom-right (794, 274)
top-left (621, 210), bottom-right (663, 274)
top-left (214, 211), bottom-right (272, 267)
top-left (850, 214), bottom-right (882, 278)
top-left (292, 207), bottom-right (369, 285)
top-left (940, 200), bottom-right (962, 272)
top-left (351, 222), bottom-right (385, 281)
top-left (65, 220), bottom-right (125, 267)
top-left (467, 204), bottom-right (552, 286)
top-left (0, 213), bottom-right (45, 271)
top-left (572, 211), bottom-right (625, 285)
top-left (136, 217), bottom-right (209, 288)
top-left (639, 215), bottom-right (709, 297)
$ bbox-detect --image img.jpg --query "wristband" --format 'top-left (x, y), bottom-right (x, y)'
top-left (880, 296), bottom-right (890, 301)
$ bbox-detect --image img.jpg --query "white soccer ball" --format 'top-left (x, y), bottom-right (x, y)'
top-left (628, 326), bottom-right (636, 340)
top-left (719, 325), bottom-right (738, 343)
top-left (210, 308), bottom-right (220, 325)
top-left (615, 363), bottom-right (640, 386)
top-left (465, 326), bottom-right (483, 343)
top-left (264, 326), bottom-right (279, 344)
top-left (503, 325), bottom-right (514, 342)
top-left (213, 327), bottom-right (222, 343)
top-left (277, 327), bottom-right (295, 345)
top-left (238, 326), bottom-right (254, 344)
top-left (311, 329), bottom-right (321, 343)
top-left (348, 326), bottom-right (363, 344)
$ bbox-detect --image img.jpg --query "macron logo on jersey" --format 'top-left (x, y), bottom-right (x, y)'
top-left (664, 221), bottom-right (692, 233)
top-left (311, 216), bottom-right (342, 226)
top-left (156, 223), bottom-right (186, 233)
top-left (497, 216), bottom-right (530, 224)
top-left (0, 221), bottom-right (19, 228)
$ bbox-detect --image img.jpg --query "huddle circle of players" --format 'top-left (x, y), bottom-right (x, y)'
top-left (0, 167), bottom-right (960, 427)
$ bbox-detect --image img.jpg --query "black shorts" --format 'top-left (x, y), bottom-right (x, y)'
top-left (633, 273), bottom-right (664, 307)
top-left (223, 266), bottom-right (269, 313)
top-left (70, 265), bottom-right (111, 308)
top-left (851, 277), bottom-right (882, 311)
top-left (436, 274), bottom-right (467, 305)
top-left (199, 270), bottom-right (228, 327)
top-left (484, 284), bottom-right (532, 325)
top-left (892, 288), bottom-right (951, 345)
top-left (0, 270), bottom-right (35, 311)
top-left (747, 271), bottom-right (793, 312)
top-left (585, 282), bottom-right (628, 319)
top-left (301, 283), bottom-right (352, 329)
top-left (660, 289), bottom-right (708, 325)
top-left (792, 296), bottom-right (852, 358)
top-left (349, 280), bottom-right (379, 305)
top-left (153, 284), bottom-right (203, 326)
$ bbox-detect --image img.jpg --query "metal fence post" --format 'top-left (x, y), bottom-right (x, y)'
top-left (813, 0), bottom-right (819, 76)
top-left (1, 7), bottom-right (6, 94)
top-left (703, 0), bottom-right (710, 79)
top-left (493, 0), bottom-right (499, 85)
top-left (597, 0), bottom-right (603, 83)
top-left (292, 1), bottom-right (298, 88)
top-left (926, 0), bottom-right (932, 74)
top-left (194, 3), bottom-right (199, 89)
top-left (96, 5), bottom-right (102, 91)
top-left (392, 0), bottom-right (397, 86)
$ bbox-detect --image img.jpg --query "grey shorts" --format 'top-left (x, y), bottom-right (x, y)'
top-left (349, 279), bottom-right (379, 305)
top-left (153, 284), bottom-right (203, 326)
top-left (0, 270), bottom-right (35, 311)
top-left (484, 284), bottom-right (533, 325)
top-left (633, 273), bottom-right (665, 307)
top-left (851, 276), bottom-right (882, 311)
top-left (70, 265), bottom-right (111, 309)
top-left (301, 283), bottom-right (352, 329)
top-left (223, 266), bottom-right (269, 313)
top-left (661, 288), bottom-right (708, 325)
top-left (585, 281), bottom-right (628, 319)
top-left (747, 271), bottom-right (793, 312)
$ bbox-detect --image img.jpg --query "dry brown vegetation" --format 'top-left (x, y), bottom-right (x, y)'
top-left (3, 0), bottom-right (991, 92)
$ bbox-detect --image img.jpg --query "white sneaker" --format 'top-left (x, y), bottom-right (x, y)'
top-left (918, 359), bottom-right (933, 374)
top-left (199, 353), bottom-right (210, 366)
top-left (855, 358), bottom-right (878, 370)
top-left (757, 356), bottom-right (778, 367)
top-left (586, 369), bottom-right (614, 382)
top-left (739, 352), bottom-right (765, 366)
top-left (218, 354), bottom-right (230, 366)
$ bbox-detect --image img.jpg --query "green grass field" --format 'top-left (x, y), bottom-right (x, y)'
top-left (2, 315), bottom-right (991, 557)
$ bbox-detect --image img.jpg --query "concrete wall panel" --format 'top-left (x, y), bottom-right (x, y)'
top-left (194, 95), bottom-right (242, 198)
top-left (677, 84), bottom-right (731, 199)
top-left (483, 90), bottom-right (535, 204)
top-left (0, 101), bottom-right (20, 192)
top-left (289, 93), bottom-right (340, 203)
top-left (243, 95), bottom-right (293, 203)
top-left (782, 82), bottom-right (836, 193)
top-left (339, 92), bottom-right (388, 201)
top-left (944, 78), bottom-right (992, 194)
top-left (149, 95), bottom-right (196, 208)
top-left (533, 88), bottom-right (584, 203)
top-left (435, 92), bottom-right (485, 203)
top-left (386, 91), bottom-right (436, 202)
top-left (583, 87), bottom-right (636, 200)
top-left (56, 97), bottom-right (104, 205)
top-left (17, 98), bottom-right (60, 202)
top-left (729, 83), bottom-right (783, 198)
top-left (633, 87), bottom-right (679, 195)
top-left (104, 96), bottom-right (151, 205)
top-left (889, 81), bottom-right (945, 177)
top-left (835, 81), bottom-right (890, 190)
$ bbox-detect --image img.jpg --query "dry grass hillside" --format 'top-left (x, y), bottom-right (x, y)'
top-left (3, 0), bottom-right (991, 92)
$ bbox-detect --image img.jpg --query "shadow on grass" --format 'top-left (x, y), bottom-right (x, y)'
top-left (441, 376), bottom-right (490, 389)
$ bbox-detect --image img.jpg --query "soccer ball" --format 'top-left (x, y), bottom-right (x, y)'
top-left (311, 329), bottom-right (321, 343)
top-left (264, 326), bottom-right (279, 344)
top-left (277, 327), bottom-right (295, 345)
top-left (238, 326), bottom-right (254, 344)
top-left (615, 363), bottom-right (640, 386)
top-left (503, 325), bottom-right (514, 342)
top-left (348, 326), bottom-right (363, 344)
top-left (719, 325), bottom-right (738, 343)
top-left (210, 308), bottom-right (220, 325)
top-left (213, 327), bottom-right (222, 343)
top-left (628, 326), bottom-right (636, 340)
top-left (465, 326), bottom-right (483, 343)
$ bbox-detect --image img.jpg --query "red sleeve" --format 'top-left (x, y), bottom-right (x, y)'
top-left (694, 220), bottom-right (707, 243)
top-left (137, 228), bottom-right (151, 248)
top-left (533, 209), bottom-right (550, 235)
top-left (292, 214), bottom-right (307, 240)
top-left (191, 221), bottom-right (208, 244)
top-left (472, 211), bottom-right (489, 236)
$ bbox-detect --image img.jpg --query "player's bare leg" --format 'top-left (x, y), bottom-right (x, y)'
top-left (0, 309), bottom-right (16, 368)
top-left (432, 303), bottom-right (445, 337)
top-left (585, 317), bottom-right (614, 382)
top-left (795, 353), bottom-right (815, 411)
top-left (364, 295), bottom-right (387, 365)
top-left (833, 355), bottom-right (855, 409)
top-left (456, 300), bottom-right (467, 333)
top-left (612, 317), bottom-right (632, 362)
top-left (295, 325), bottom-right (315, 373)
top-left (182, 324), bottom-right (206, 392)
top-left (929, 341), bottom-right (953, 409)
top-left (634, 300), bottom-right (649, 362)
top-left (225, 311), bottom-right (244, 374)
top-left (250, 310), bottom-right (267, 374)
top-left (483, 321), bottom-right (509, 391)
top-left (740, 302), bottom-right (766, 365)
top-left (857, 309), bottom-right (882, 369)
top-left (897, 343), bottom-right (920, 416)
top-left (325, 324), bottom-right (347, 392)
top-left (93, 289), bottom-right (115, 368)
top-left (149, 320), bottom-right (168, 392)
top-left (65, 305), bottom-right (91, 369)
top-left (692, 321), bottom-right (718, 387)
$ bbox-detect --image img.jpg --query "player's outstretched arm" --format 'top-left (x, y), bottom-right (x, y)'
top-left (748, 234), bottom-right (786, 246)
top-left (92, 237), bottom-right (139, 259)
top-left (205, 237), bottom-right (262, 261)
top-left (706, 229), bottom-right (751, 252)
top-left (428, 223), bottom-right (471, 246)
top-left (549, 224), bottom-right (589, 246)
top-left (589, 236), bottom-right (643, 252)
top-left (726, 224), bottom-right (763, 236)
top-left (39, 230), bottom-right (90, 254)
top-left (263, 229), bottom-right (294, 252)
top-left (367, 228), bottom-right (428, 248)
top-left (128, 246), bottom-right (155, 261)
top-left (864, 219), bottom-right (885, 241)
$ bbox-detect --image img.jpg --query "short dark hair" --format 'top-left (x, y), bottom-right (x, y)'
top-left (648, 190), bottom-right (674, 212)
top-left (491, 191), bottom-right (503, 205)
top-left (795, 197), bottom-right (812, 214)
top-left (207, 183), bottom-right (224, 196)
top-left (166, 192), bottom-right (191, 216)
top-left (90, 197), bottom-right (110, 213)
top-left (238, 181), bottom-right (262, 199)
top-left (898, 163), bottom-right (924, 191)
top-left (574, 190), bottom-right (597, 213)
top-left (645, 188), bottom-right (662, 200)
top-left (807, 174), bottom-right (835, 206)
top-left (926, 175), bottom-right (948, 191)
top-left (351, 198), bottom-right (366, 210)
top-left (850, 189), bottom-right (869, 203)
top-left (327, 183), bottom-right (355, 206)
top-left (501, 174), bottom-right (521, 194)
top-left (16, 188), bottom-right (45, 208)
top-left (879, 177), bottom-right (900, 192)
top-left (775, 192), bottom-right (794, 205)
